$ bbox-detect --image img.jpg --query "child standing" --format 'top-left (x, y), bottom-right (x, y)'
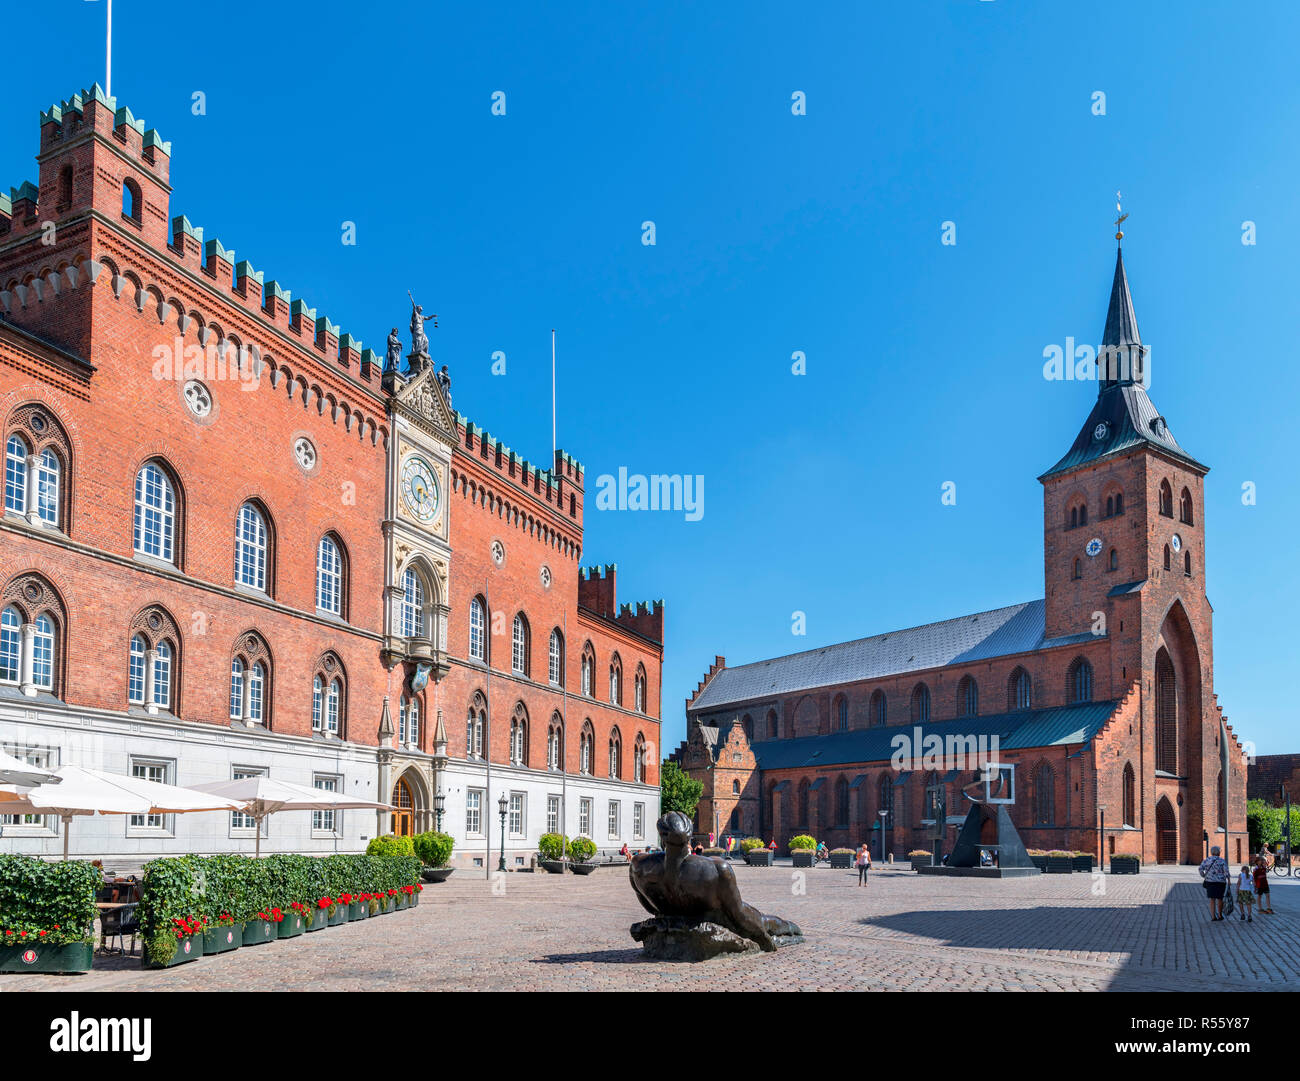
top-left (1254, 857), bottom-right (1274, 914)
top-left (1236, 864), bottom-right (1256, 923)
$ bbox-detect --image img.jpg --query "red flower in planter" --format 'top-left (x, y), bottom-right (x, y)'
top-left (317, 897), bottom-right (332, 910)
top-left (37, 930), bottom-right (47, 937)
top-left (270, 907), bottom-right (284, 923)
top-left (388, 889), bottom-right (398, 897)
top-left (415, 884), bottom-right (423, 892)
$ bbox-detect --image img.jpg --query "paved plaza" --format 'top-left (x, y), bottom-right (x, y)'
top-left (8, 863), bottom-right (1300, 992)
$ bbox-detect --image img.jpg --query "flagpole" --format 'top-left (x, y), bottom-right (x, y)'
top-left (551, 328), bottom-right (556, 462)
top-left (105, 0), bottom-right (113, 99)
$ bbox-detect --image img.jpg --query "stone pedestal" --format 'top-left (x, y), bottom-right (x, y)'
top-left (629, 916), bottom-right (803, 962)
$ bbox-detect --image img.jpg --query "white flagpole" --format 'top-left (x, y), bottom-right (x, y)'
top-left (105, 0), bottom-right (113, 98)
top-left (551, 328), bottom-right (556, 462)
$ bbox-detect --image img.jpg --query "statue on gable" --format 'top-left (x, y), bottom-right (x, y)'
top-left (437, 364), bottom-right (452, 411)
top-left (385, 328), bottom-right (403, 374)
top-left (407, 292), bottom-right (437, 373)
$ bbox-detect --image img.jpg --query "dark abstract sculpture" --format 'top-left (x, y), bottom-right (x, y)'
top-left (629, 811), bottom-right (802, 959)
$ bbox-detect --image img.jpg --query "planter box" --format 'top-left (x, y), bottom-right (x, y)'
top-left (407, 890), bottom-right (421, 907)
top-left (347, 901), bottom-right (368, 921)
top-left (304, 912), bottom-right (326, 932)
top-left (568, 862), bottom-right (598, 875)
top-left (744, 850), bottom-right (773, 866)
top-left (243, 919), bottom-right (277, 946)
top-left (202, 924), bottom-right (243, 955)
top-left (1045, 857), bottom-right (1073, 874)
top-left (276, 912), bottom-right (307, 939)
top-left (540, 859), bottom-right (566, 874)
top-left (0, 940), bottom-right (94, 974)
top-left (910, 857), bottom-right (932, 873)
top-left (1110, 858), bottom-right (1141, 875)
top-left (830, 853), bottom-right (853, 869)
top-left (1072, 855), bottom-right (1094, 873)
top-left (145, 933), bottom-right (203, 969)
top-left (1029, 856), bottom-right (1049, 872)
top-left (328, 905), bottom-right (348, 927)
top-left (422, 866), bottom-right (455, 883)
top-left (791, 851), bottom-right (815, 868)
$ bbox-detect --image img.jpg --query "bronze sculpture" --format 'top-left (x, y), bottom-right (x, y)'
top-left (629, 811), bottom-right (801, 957)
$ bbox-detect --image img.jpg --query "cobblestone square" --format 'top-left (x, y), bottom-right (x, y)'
top-left (7, 864), bottom-right (1299, 992)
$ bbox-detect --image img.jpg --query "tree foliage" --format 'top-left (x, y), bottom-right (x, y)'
top-left (660, 761), bottom-right (703, 817)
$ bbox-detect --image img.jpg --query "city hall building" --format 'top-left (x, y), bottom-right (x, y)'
top-left (0, 84), bottom-right (662, 867)
top-left (676, 239), bottom-right (1248, 866)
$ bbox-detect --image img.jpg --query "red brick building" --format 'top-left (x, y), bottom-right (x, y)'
top-left (677, 243), bottom-right (1249, 866)
top-left (0, 84), bottom-right (663, 864)
top-left (1247, 755), bottom-right (1300, 807)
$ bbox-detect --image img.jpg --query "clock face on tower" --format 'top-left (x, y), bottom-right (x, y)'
top-left (1085, 537), bottom-right (1103, 557)
top-left (1171, 533), bottom-right (1182, 553)
top-left (400, 456), bottom-right (440, 522)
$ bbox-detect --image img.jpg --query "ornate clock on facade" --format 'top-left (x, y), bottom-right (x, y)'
top-left (400, 456), bottom-right (440, 522)
top-left (1085, 537), bottom-right (1103, 557)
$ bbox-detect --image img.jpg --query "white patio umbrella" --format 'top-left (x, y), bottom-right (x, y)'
top-left (191, 776), bottom-right (393, 856)
top-left (0, 749), bottom-right (61, 787)
top-left (0, 765), bottom-right (243, 859)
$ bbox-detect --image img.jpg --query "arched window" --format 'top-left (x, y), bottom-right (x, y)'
top-left (957, 676), bottom-right (978, 717)
top-left (1159, 479), bottom-right (1173, 517)
top-left (316, 535), bottom-right (343, 615)
top-left (234, 502), bottom-right (269, 592)
top-left (581, 643), bottom-right (595, 697)
top-left (633, 733), bottom-right (646, 782)
top-left (547, 715), bottom-right (564, 771)
top-left (835, 775), bottom-right (850, 826)
top-left (326, 678), bottom-right (342, 738)
top-left (797, 778), bottom-right (810, 829)
top-left (1163, 544), bottom-right (1171, 571)
top-left (1032, 762), bottom-right (1054, 826)
top-left (228, 633), bottom-right (272, 727)
top-left (767, 709), bottom-right (778, 738)
top-left (398, 693), bottom-right (418, 748)
top-left (1108, 547), bottom-right (1118, 571)
top-left (468, 596), bottom-right (486, 661)
top-left (151, 639), bottom-right (173, 711)
top-left (733, 778), bottom-right (741, 795)
top-left (609, 727), bottom-right (622, 779)
top-left (57, 165), bottom-right (72, 208)
top-left (312, 675), bottom-right (322, 731)
top-left (548, 629), bottom-right (563, 687)
top-left (870, 690), bottom-right (887, 726)
top-left (580, 721), bottom-right (594, 775)
top-left (1068, 657), bottom-right (1093, 704)
top-left (1072, 558), bottom-right (1082, 580)
top-left (401, 569), bottom-right (425, 638)
top-left (910, 683), bottom-right (930, 723)
top-left (229, 658), bottom-right (245, 720)
top-left (635, 665), bottom-right (647, 713)
top-left (1079, 503), bottom-right (1087, 526)
top-left (878, 773), bottom-right (895, 828)
top-left (1008, 667), bottom-right (1032, 711)
top-left (512, 614), bottom-right (529, 676)
top-left (1069, 506), bottom-right (1078, 529)
top-left (466, 695), bottom-right (485, 759)
top-left (0, 606), bottom-right (19, 685)
top-left (128, 617), bottom-right (177, 713)
top-left (1105, 495), bottom-right (1114, 517)
top-left (1155, 649), bottom-right (1177, 774)
top-left (1184, 550), bottom-right (1192, 576)
top-left (835, 695), bottom-right (849, 730)
top-left (122, 177), bottom-right (141, 222)
top-left (4, 434), bottom-right (27, 515)
top-left (1122, 762), bottom-right (1136, 826)
top-left (1115, 491), bottom-right (1124, 515)
top-left (134, 462), bottom-right (176, 563)
top-left (30, 613), bottom-right (54, 691)
top-left (509, 703), bottom-right (528, 765)
top-left (1179, 487), bottom-right (1194, 525)
top-left (129, 635), bottom-right (148, 706)
top-left (249, 663), bottom-right (265, 724)
top-left (609, 653), bottom-right (623, 705)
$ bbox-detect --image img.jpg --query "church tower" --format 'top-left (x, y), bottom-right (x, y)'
top-left (1040, 226), bottom-right (1226, 864)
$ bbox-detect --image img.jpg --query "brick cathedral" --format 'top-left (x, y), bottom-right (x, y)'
top-left (677, 238), bottom-right (1249, 866)
top-left (0, 84), bottom-right (663, 866)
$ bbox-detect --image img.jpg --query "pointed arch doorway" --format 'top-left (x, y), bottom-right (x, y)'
top-left (1155, 796), bottom-right (1177, 864)
top-left (391, 777), bottom-right (414, 837)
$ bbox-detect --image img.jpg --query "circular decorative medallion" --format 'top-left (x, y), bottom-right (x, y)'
top-left (29, 413), bottom-right (47, 434)
top-left (400, 456), bottom-right (439, 521)
top-left (1085, 537), bottom-right (1103, 557)
top-left (1171, 533), bottom-right (1182, 553)
top-left (540, 564), bottom-right (552, 589)
top-left (293, 437), bottom-right (317, 471)
top-left (491, 540), bottom-right (505, 567)
top-left (183, 380), bottom-right (213, 419)
top-left (1092, 421), bottom-right (1108, 441)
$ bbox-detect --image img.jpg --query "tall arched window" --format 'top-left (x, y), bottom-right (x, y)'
top-left (401, 569), bottom-right (425, 638)
top-left (835, 695), bottom-right (849, 730)
top-left (316, 535), bottom-right (343, 615)
top-left (797, 778), bottom-right (810, 829)
top-left (310, 653), bottom-right (346, 738)
top-left (835, 775), bottom-right (850, 826)
top-left (127, 612), bottom-right (178, 713)
top-left (1155, 649), bottom-right (1177, 774)
top-left (234, 502), bottom-right (269, 592)
top-left (609, 727), bottom-right (622, 779)
top-left (548, 629), bottom-right (563, 687)
top-left (312, 675), bottom-right (323, 732)
top-left (635, 665), bottom-right (646, 713)
top-left (767, 709), bottom-right (778, 738)
top-left (326, 678), bottom-right (342, 737)
top-left (466, 695), bottom-right (485, 759)
top-left (1184, 549), bottom-right (1192, 576)
top-left (4, 434), bottom-right (27, 515)
top-left (910, 683), bottom-right (930, 723)
top-left (580, 720), bottom-right (594, 775)
top-left (1122, 762), bottom-right (1136, 826)
top-left (1109, 548), bottom-right (1118, 571)
top-left (134, 462), bottom-right (176, 562)
top-left (609, 653), bottom-right (622, 706)
top-left (509, 703), bottom-right (528, 765)
top-left (581, 642), bottom-right (595, 697)
top-left (122, 177), bottom-right (141, 222)
top-left (547, 715), bottom-right (564, 771)
top-left (634, 733), bottom-right (646, 782)
top-left (1008, 667), bottom-right (1032, 711)
top-left (398, 693), bottom-right (418, 748)
top-left (468, 596), bottom-right (486, 661)
top-left (1179, 487), bottom-right (1194, 525)
top-left (228, 633), bottom-right (271, 727)
top-left (870, 690), bottom-right (886, 726)
top-left (0, 606), bottom-right (19, 686)
top-left (512, 614), bottom-right (529, 676)
top-left (1068, 657), bottom-right (1093, 703)
top-left (1032, 762), bottom-right (1054, 826)
top-left (1158, 479), bottom-right (1173, 517)
top-left (957, 675), bottom-right (978, 717)
top-left (1163, 544), bottom-right (1171, 570)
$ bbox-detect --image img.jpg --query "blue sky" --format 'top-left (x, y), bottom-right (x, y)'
top-left (4, 2), bottom-right (1297, 755)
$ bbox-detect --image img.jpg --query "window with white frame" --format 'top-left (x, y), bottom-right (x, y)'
top-left (581, 646), bottom-right (594, 696)
top-left (316, 535), bottom-right (343, 615)
top-left (580, 724), bottom-right (593, 775)
top-left (578, 797), bottom-right (592, 837)
top-left (511, 614), bottom-right (528, 676)
top-left (547, 722), bottom-right (562, 771)
top-left (401, 569), bottom-right (424, 638)
top-left (5, 434), bottom-right (63, 529)
top-left (547, 795), bottom-right (560, 835)
top-left (1, 606), bottom-right (58, 693)
top-left (400, 695), bottom-right (420, 748)
top-left (312, 774), bottom-right (339, 833)
top-left (229, 651), bottom-right (269, 726)
top-left (4, 435), bottom-right (26, 515)
top-left (509, 792), bottom-right (524, 837)
top-left (608, 801), bottom-right (620, 838)
top-left (633, 802), bottom-right (644, 839)
top-left (466, 788), bottom-right (484, 835)
top-left (510, 710), bottom-right (527, 766)
top-left (231, 768), bottom-right (265, 831)
top-left (609, 661), bottom-right (621, 705)
top-left (548, 629), bottom-right (562, 686)
top-left (134, 462), bottom-right (175, 562)
top-left (466, 701), bottom-right (485, 759)
top-left (235, 503), bottom-right (268, 591)
top-left (469, 596), bottom-right (485, 661)
top-left (325, 678), bottom-right (340, 736)
top-left (128, 759), bottom-right (171, 829)
top-left (635, 670), bottom-right (645, 713)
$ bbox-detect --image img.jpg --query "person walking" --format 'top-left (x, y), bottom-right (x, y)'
top-left (1253, 857), bottom-right (1274, 915)
top-left (1198, 845), bottom-right (1229, 921)
top-left (1236, 864), bottom-right (1256, 923)
top-left (855, 843), bottom-right (871, 885)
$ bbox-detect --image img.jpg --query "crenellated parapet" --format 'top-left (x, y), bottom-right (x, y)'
top-left (453, 412), bottom-right (582, 522)
top-left (615, 599), bottom-right (665, 645)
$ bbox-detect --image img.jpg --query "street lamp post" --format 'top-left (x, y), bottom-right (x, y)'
top-left (497, 793), bottom-right (508, 872)
top-left (878, 810), bottom-right (888, 864)
top-left (434, 792), bottom-right (445, 834)
top-left (1098, 805), bottom-right (1106, 870)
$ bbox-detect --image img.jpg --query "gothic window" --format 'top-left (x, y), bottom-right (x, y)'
top-left (1109, 547), bottom-right (1118, 571)
top-left (310, 653), bottom-right (346, 739)
top-left (1179, 487), bottom-right (1194, 525)
top-left (401, 569), bottom-right (426, 639)
top-left (510, 703), bottom-right (528, 766)
top-left (633, 733), bottom-right (646, 782)
top-left (512, 614), bottom-right (530, 676)
top-left (609, 653), bottom-right (623, 705)
top-left (547, 715), bottom-right (564, 771)
top-left (878, 774), bottom-right (894, 828)
top-left (767, 709), bottom-right (778, 738)
top-left (126, 606), bottom-right (180, 713)
top-left (1159, 479), bottom-right (1174, 517)
top-left (1163, 544), bottom-right (1171, 571)
top-left (398, 694), bottom-right (419, 748)
top-left (835, 694), bottom-right (849, 730)
top-left (468, 595), bottom-right (486, 661)
top-left (910, 683), bottom-right (930, 723)
top-left (548, 629), bottom-right (563, 687)
top-left (635, 665), bottom-right (647, 713)
top-left (609, 727), bottom-right (622, 779)
top-left (228, 632), bottom-right (272, 727)
top-left (835, 775), bottom-right (850, 826)
top-left (1184, 549), bottom-right (1192, 576)
top-left (1068, 657), bottom-right (1093, 704)
top-left (870, 690), bottom-right (887, 726)
top-left (134, 461), bottom-right (177, 563)
top-left (1122, 762), bottom-right (1136, 826)
top-left (797, 778), bottom-right (810, 829)
top-left (1155, 649), bottom-right (1177, 774)
top-left (1073, 558), bottom-right (1082, 580)
top-left (1007, 667), bottom-right (1032, 711)
top-left (1032, 762), bottom-right (1055, 826)
top-left (316, 535), bottom-right (345, 616)
top-left (581, 642), bottom-right (595, 697)
top-left (1115, 491), bottom-right (1124, 515)
top-left (122, 177), bottom-right (141, 223)
top-left (1, 575), bottom-right (65, 696)
top-left (234, 502), bottom-right (270, 593)
top-left (957, 675), bottom-right (978, 718)
top-left (580, 720), bottom-right (595, 775)
top-left (466, 694), bottom-right (486, 759)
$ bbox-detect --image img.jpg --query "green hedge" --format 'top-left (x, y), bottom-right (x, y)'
top-left (0, 854), bottom-right (100, 947)
top-left (139, 852), bottom-right (421, 964)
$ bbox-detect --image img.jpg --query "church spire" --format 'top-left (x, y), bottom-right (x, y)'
top-left (1099, 196), bottom-right (1145, 392)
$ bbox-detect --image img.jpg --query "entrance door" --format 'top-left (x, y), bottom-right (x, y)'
top-left (391, 778), bottom-right (414, 837)
top-left (1156, 796), bottom-right (1177, 864)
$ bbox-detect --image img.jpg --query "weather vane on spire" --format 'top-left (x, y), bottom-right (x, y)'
top-left (1115, 190), bottom-right (1129, 242)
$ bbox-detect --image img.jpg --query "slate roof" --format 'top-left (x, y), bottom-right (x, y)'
top-left (747, 701), bottom-right (1119, 771)
top-left (689, 599), bottom-right (1095, 714)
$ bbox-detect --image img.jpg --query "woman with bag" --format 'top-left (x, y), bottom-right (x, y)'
top-left (1198, 845), bottom-right (1229, 922)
